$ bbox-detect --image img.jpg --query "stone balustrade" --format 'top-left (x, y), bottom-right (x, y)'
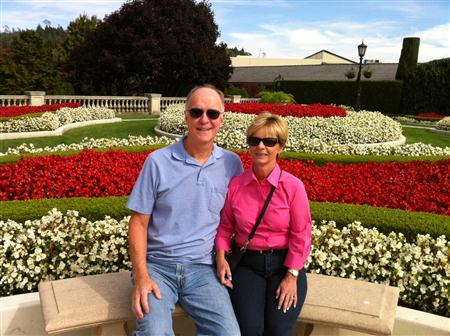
top-left (0, 95), bottom-right (29, 106)
top-left (46, 95), bottom-right (149, 114)
top-left (0, 92), bottom-right (260, 116)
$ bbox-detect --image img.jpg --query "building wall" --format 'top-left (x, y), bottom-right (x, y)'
top-left (231, 56), bottom-right (321, 67)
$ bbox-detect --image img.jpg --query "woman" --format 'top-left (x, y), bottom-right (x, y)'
top-left (215, 112), bottom-right (312, 336)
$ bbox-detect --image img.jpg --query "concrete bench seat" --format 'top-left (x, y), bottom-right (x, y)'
top-left (38, 271), bottom-right (399, 336)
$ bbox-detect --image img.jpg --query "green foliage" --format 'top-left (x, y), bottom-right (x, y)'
top-left (226, 46), bottom-right (252, 57)
top-left (61, 14), bottom-right (100, 67)
top-left (0, 197), bottom-right (447, 240)
top-left (0, 27), bottom-right (73, 94)
top-left (311, 202), bottom-right (449, 240)
top-left (401, 58), bottom-right (450, 116)
top-left (257, 91), bottom-right (295, 104)
top-left (396, 37), bottom-right (420, 80)
top-left (68, 0), bottom-right (231, 95)
top-left (224, 85), bottom-right (249, 98)
top-left (281, 151), bottom-right (448, 164)
top-left (280, 80), bottom-right (403, 115)
top-left (0, 197), bottom-right (131, 223)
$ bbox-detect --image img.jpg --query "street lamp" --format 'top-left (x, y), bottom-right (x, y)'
top-left (355, 41), bottom-right (367, 111)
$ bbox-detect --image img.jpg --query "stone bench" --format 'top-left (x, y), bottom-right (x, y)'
top-left (38, 271), bottom-right (399, 336)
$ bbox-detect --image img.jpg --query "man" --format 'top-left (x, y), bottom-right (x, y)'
top-left (127, 84), bottom-right (243, 335)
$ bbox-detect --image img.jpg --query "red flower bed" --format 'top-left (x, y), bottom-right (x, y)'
top-left (225, 102), bottom-right (347, 118)
top-left (416, 112), bottom-right (446, 119)
top-left (0, 103), bottom-right (81, 118)
top-left (1, 150), bottom-right (448, 215)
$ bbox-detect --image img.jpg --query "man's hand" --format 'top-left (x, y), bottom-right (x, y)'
top-left (216, 251), bottom-right (233, 289)
top-left (131, 274), bottom-right (162, 319)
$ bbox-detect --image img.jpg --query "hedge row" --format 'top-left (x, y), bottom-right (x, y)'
top-left (279, 80), bottom-right (403, 115)
top-left (1, 196), bottom-right (447, 240)
top-left (401, 58), bottom-right (450, 116)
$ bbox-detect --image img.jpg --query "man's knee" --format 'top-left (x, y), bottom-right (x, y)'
top-left (134, 293), bottom-right (175, 336)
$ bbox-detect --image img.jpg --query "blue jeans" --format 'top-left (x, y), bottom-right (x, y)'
top-left (134, 262), bottom-right (240, 336)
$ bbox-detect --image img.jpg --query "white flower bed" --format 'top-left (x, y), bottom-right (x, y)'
top-left (436, 117), bottom-right (450, 131)
top-left (1, 209), bottom-right (131, 294)
top-left (0, 107), bottom-right (115, 133)
top-left (160, 104), bottom-right (403, 148)
top-left (1, 210), bottom-right (448, 316)
top-left (307, 221), bottom-right (449, 316)
top-left (0, 135), bottom-right (176, 157)
top-left (1, 133), bottom-right (448, 159)
top-left (393, 116), bottom-right (436, 126)
top-left (159, 104), bottom-right (449, 156)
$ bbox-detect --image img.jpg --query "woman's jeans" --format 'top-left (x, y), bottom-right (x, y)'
top-left (229, 251), bottom-right (307, 336)
top-left (134, 262), bottom-right (240, 336)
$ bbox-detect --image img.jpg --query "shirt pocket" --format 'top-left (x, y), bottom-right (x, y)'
top-left (208, 188), bottom-right (227, 215)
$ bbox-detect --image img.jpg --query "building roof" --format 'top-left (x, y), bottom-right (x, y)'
top-left (229, 63), bottom-right (399, 84)
top-left (304, 49), bottom-right (356, 64)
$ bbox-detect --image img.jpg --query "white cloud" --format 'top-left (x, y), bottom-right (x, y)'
top-left (414, 23), bottom-right (450, 48)
top-left (225, 20), bottom-right (449, 63)
top-left (1, 0), bottom-right (124, 30)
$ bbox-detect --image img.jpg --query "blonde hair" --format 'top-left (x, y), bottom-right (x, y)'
top-left (246, 112), bottom-right (288, 147)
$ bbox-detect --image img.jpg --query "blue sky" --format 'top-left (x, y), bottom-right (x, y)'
top-left (1, 0), bottom-right (449, 62)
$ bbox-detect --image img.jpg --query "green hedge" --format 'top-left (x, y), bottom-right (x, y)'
top-left (401, 58), bottom-right (450, 116)
top-left (1, 196), bottom-right (447, 240)
top-left (281, 151), bottom-right (448, 164)
top-left (279, 80), bottom-right (403, 115)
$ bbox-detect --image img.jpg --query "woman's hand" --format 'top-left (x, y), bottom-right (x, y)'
top-left (216, 250), bottom-right (233, 288)
top-left (276, 272), bottom-right (297, 313)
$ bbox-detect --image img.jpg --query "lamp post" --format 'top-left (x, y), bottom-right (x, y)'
top-left (355, 41), bottom-right (367, 111)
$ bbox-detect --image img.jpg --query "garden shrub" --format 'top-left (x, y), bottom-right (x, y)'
top-left (279, 80), bottom-right (403, 115)
top-left (257, 90), bottom-right (295, 104)
top-left (401, 58), bottom-right (450, 116)
top-left (395, 37), bottom-right (420, 81)
top-left (224, 85), bottom-right (249, 98)
top-left (1, 197), bottom-right (448, 239)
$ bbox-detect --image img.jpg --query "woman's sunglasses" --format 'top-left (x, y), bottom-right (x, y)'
top-left (247, 136), bottom-right (279, 147)
top-left (188, 108), bottom-right (222, 120)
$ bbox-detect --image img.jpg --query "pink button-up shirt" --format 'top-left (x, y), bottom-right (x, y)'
top-left (215, 164), bottom-right (312, 270)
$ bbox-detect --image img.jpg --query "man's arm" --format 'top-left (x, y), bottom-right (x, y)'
top-left (128, 212), bottom-right (161, 319)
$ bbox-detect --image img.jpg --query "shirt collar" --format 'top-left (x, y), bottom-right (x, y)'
top-left (243, 164), bottom-right (282, 187)
top-left (171, 136), bottom-right (224, 164)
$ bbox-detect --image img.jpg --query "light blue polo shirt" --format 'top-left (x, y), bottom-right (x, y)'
top-left (127, 137), bottom-right (243, 265)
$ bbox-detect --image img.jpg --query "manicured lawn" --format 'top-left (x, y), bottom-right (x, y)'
top-left (0, 118), bottom-right (159, 150)
top-left (402, 126), bottom-right (450, 147)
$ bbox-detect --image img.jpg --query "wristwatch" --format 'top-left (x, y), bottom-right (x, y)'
top-left (287, 269), bottom-right (299, 277)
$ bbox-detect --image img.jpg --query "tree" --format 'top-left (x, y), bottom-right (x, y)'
top-left (227, 46), bottom-right (252, 57)
top-left (0, 30), bottom-right (72, 94)
top-left (61, 14), bottom-right (100, 59)
top-left (68, 0), bottom-right (231, 95)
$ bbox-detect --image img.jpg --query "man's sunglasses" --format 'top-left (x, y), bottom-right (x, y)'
top-left (247, 136), bottom-right (279, 147)
top-left (188, 108), bottom-right (222, 120)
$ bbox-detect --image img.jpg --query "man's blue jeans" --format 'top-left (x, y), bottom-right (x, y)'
top-left (134, 261), bottom-right (240, 336)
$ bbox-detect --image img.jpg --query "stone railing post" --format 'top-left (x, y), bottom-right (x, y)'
top-left (25, 91), bottom-right (46, 106)
top-left (145, 93), bottom-right (161, 116)
top-left (230, 95), bottom-right (241, 103)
